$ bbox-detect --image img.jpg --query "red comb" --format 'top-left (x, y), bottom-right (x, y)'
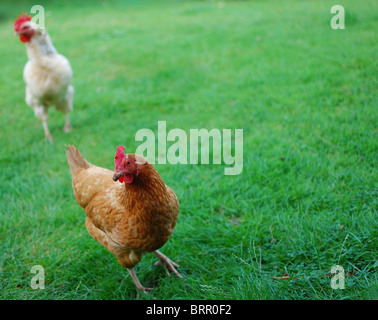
top-left (114, 145), bottom-right (126, 171)
top-left (14, 13), bottom-right (32, 31)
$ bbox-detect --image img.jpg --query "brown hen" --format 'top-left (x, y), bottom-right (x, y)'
top-left (66, 145), bottom-right (182, 293)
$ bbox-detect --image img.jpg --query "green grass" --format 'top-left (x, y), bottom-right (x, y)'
top-left (0, 0), bottom-right (377, 300)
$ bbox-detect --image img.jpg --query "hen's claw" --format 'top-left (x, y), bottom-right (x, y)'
top-left (141, 287), bottom-right (153, 294)
top-left (64, 123), bottom-right (72, 132)
top-left (154, 250), bottom-right (183, 278)
top-left (45, 133), bottom-right (53, 143)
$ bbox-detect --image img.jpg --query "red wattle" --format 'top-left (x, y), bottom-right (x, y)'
top-left (19, 34), bottom-right (31, 43)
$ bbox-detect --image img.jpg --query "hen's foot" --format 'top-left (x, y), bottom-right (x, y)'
top-left (45, 132), bottom-right (53, 143)
top-left (139, 286), bottom-right (153, 294)
top-left (154, 250), bottom-right (183, 278)
top-left (127, 267), bottom-right (153, 294)
top-left (64, 123), bottom-right (73, 133)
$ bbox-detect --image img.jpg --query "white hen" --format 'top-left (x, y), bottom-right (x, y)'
top-left (14, 13), bottom-right (74, 142)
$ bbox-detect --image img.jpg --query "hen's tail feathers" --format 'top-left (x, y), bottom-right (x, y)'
top-left (66, 145), bottom-right (90, 175)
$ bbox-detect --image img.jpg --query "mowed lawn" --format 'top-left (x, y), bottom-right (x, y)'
top-left (0, 0), bottom-right (377, 300)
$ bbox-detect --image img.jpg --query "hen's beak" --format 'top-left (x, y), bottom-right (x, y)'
top-left (113, 171), bottom-right (123, 182)
top-left (14, 31), bottom-right (20, 36)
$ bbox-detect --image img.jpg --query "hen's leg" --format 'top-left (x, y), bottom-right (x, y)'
top-left (65, 85), bottom-right (74, 132)
top-left (57, 85), bottom-right (74, 133)
top-left (64, 114), bottom-right (72, 132)
top-left (85, 218), bottom-right (151, 294)
top-left (34, 105), bottom-right (53, 142)
top-left (42, 120), bottom-right (53, 142)
top-left (154, 250), bottom-right (183, 278)
top-left (127, 268), bottom-right (153, 294)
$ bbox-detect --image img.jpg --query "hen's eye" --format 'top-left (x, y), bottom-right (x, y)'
top-left (127, 161), bottom-right (131, 165)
